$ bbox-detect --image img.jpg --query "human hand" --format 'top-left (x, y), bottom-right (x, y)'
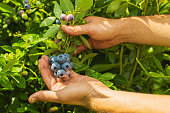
top-left (28, 55), bottom-right (113, 106)
top-left (59, 16), bottom-right (125, 54)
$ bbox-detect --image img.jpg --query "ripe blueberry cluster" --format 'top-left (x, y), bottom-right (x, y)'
top-left (24, 0), bottom-right (31, 10)
top-left (49, 54), bottom-right (73, 78)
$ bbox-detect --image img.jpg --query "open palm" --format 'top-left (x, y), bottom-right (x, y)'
top-left (28, 55), bottom-right (108, 106)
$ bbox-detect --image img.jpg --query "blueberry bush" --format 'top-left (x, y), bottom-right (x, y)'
top-left (0, 0), bottom-right (170, 112)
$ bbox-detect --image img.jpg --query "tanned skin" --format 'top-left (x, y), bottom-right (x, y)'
top-left (29, 15), bottom-right (170, 113)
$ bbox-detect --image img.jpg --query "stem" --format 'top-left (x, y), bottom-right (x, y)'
top-left (126, 1), bottom-right (143, 10)
top-left (129, 45), bottom-right (141, 83)
top-left (155, 0), bottom-right (160, 14)
top-left (120, 45), bottom-right (124, 75)
top-left (143, 0), bottom-right (148, 16)
top-left (24, 67), bottom-right (39, 78)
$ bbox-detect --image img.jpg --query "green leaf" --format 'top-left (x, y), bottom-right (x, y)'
top-left (11, 66), bottom-right (22, 72)
top-left (44, 25), bottom-right (60, 38)
top-left (166, 66), bottom-right (170, 76)
top-left (0, 3), bottom-right (15, 14)
top-left (60, 0), bottom-right (74, 13)
top-left (75, 0), bottom-right (93, 11)
top-left (17, 107), bottom-right (25, 112)
top-left (43, 48), bottom-right (58, 55)
top-left (100, 72), bottom-right (116, 81)
top-left (10, 0), bottom-right (21, 6)
top-left (57, 30), bottom-right (67, 39)
top-left (80, 35), bottom-right (91, 49)
top-left (0, 57), bottom-right (6, 66)
top-left (153, 56), bottom-right (164, 71)
top-left (75, 65), bottom-right (89, 72)
top-left (74, 11), bottom-right (86, 24)
top-left (148, 72), bottom-right (164, 77)
top-left (81, 53), bottom-right (98, 63)
top-left (129, 50), bottom-right (136, 62)
top-left (13, 76), bottom-right (26, 88)
top-left (1, 45), bottom-right (15, 53)
top-left (54, 1), bottom-right (62, 18)
top-left (40, 17), bottom-right (56, 27)
top-left (101, 80), bottom-right (113, 87)
top-left (113, 74), bottom-right (130, 87)
top-left (163, 54), bottom-right (170, 61)
top-left (3, 57), bottom-right (17, 72)
top-left (28, 48), bottom-right (39, 65)
top-left (0, 73), bottom-right (12, 89)
top-left (115, 3), bottom-right (128, 17)
top-left (91, 63), bottom-right (120, 72)
top-left (106, 0), bottom-right (121, 13)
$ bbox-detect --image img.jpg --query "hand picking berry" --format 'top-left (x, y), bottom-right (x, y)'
top-left (25, 3), bottom-right (31, 10)
top-left (51, 62), bottom-right (61, 72)
top-left (60, 14), bottom-right (67, 21)
top-left (67, 14), bottom-right (74, 22)
top-left (56, 19), bottom-right (60, 25)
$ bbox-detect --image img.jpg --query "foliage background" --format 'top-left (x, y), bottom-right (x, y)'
top-left (0, 0), bottom-right (169, 112)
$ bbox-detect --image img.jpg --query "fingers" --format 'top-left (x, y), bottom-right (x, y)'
top-left (61, 25), bottom-right (89, 36)
top-left (83, 16), bottom-right (96, 23)
top-left (39, 55), bottom-right (58, 90)
top-left (28, 90), bottom-right (60, 104)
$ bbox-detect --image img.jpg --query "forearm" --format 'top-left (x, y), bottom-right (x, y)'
top-left (88, 90), bottom-right (170, 113)
top-left (116, 15), bottom-right (170, 47)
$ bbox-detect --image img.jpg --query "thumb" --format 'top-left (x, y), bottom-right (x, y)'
top-left (28, 90), bottom-right (61, 104)
top-left (61, 25), bottom-right (89, 36)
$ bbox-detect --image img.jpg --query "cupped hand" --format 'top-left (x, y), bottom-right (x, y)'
top-left (59, 16), bottom-right (124, 54)
top-left (28, 55), bottom-right (112, 106)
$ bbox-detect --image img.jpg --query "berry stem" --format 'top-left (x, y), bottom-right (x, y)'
top-left (129, 45), bottom-right (141, 83)
top-left (120, 45), bottom-right (124, 75)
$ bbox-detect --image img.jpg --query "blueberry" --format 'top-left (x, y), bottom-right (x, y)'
top-left (62, 62), bottom-right (73, 71)
top-left (24, 0), bottom-right (29, 4)
top-left (49, 55), bottom-right (57, 64)
top-left (57, 69), bottom-right (66, 77)
top-left (60, 14), bottom-right (67, 21)
top-left (56, 54), bottom-right (66, 64)
top-left (67, 14), bottom-right (74, 22)
top-left (70, 62), bottom-right (73, 67)
top-left (19, 10), bottom-right (24, 15)
top-left (25, 3), bottom-right (31, 10)
top-left (64, 54), bottom-right (70, 58)
top-left (56, 19), bottom-right (60, 24)
top-left (65, 56), bottom-right (70, 62)
top-left (54, 72), bottom-right (59, 77)
top-left (51, 62), bottom-right (61, 72)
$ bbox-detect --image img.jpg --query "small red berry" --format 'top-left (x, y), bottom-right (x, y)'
top-left (67, 14), bottom-right (74, 22)
top-left (60, 14), bottom-right (67, 21)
